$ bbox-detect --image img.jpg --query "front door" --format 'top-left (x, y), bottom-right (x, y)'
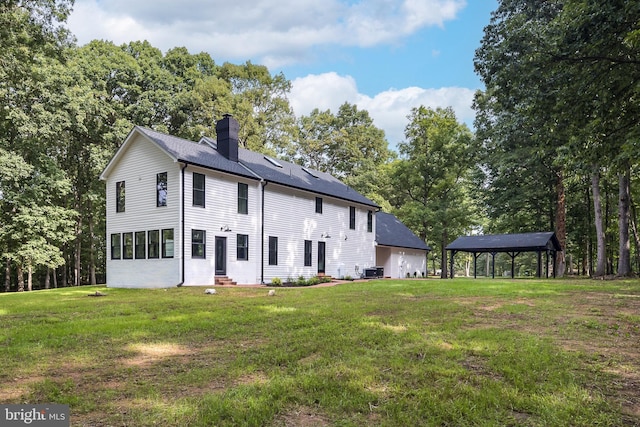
top-left (317, 241), bottom-right (326, 274)
top-left (215, 236), bottom-right (227, 275)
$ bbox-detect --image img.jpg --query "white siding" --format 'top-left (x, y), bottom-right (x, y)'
top-left (262, 184), bottom-right (376, 283)
top-left (376, 246), bottom-right (427, 279)
top-left (105, 134), bottom-right (182, 288)
top-left (182, 166), bottom-right (260, 286)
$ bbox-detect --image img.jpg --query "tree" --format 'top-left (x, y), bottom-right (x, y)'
top-left (1, 0), bottom-right (77, 290)
top-left (385, 106), bottom-right (478, 278)
top-left (474, 0), bottom-right (640, 277)
top-left (294, 103), bottom-right (392, 203)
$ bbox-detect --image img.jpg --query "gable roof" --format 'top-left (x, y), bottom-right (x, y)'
top-left (446, 232), bottom-right (562, 253)
top-left (101, 126), bottom-right (379, 208)
top-left (376, 212), bottom-right (431, 251)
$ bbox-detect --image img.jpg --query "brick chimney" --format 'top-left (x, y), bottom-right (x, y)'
top-left (215, 114), bottom-right (239, 162)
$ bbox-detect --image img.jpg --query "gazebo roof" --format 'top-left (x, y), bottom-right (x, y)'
top-left (446, 232), bottom-right (562, 254)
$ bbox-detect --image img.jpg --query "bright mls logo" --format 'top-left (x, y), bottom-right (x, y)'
top-left (1, 404), bottom-right (69, 426)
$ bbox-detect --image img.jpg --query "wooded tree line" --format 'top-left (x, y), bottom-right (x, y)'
top-left (1, 0), bottom-right (638, 290)
top-left (474, 0), bottom-right (640, 277)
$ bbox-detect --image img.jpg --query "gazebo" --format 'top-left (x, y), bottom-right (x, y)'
top-left (445, 232), bottom-right (562, 279)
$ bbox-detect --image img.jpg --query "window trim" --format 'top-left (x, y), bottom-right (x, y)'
top-left (123, 232), bottom-right (133, 259)
top-left (191, 229), bottom-right (206, 259)
top-left (268, 236), bottom-right (278, 266)
top-left (315, 197), bottom-right (323, 214)
top-left (193, 172), bottom-right (205, 207)
top-left (304, 240), bottom-right (312, 267)
top-left (116, 181), bottom-right (125, 213)
top-left (367, 210), bottom-right (373, 233)
top-left (135, 231), bottom-right (146, 259)
top-left (157, 172), bottom-right (167, 207)
top-left (148, 230), bottom-right (160, 259)
top-left (238, 182), bottom-right (248, 214)
top-left (110, 233), bottom-right (121, 260)
top-left (162, 228), bottom-right (174, 258)
top-left (237, 234), bottom-right (249, 261)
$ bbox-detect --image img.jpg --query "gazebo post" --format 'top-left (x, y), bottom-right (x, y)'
top-left (536, 251), bottom-right (542, 278)
top-left (552, 250), bottom-right (557, 278)
top-left (473, 252), bottom-right (476, 278)
top-left (449, 250), bottom-right (456, 279)
top-left (545, 250), bottom-right (549, 278)
top-left (509, 252), bottom-right (515, 278)
top-left (491, 252), bottom-right (497, 279)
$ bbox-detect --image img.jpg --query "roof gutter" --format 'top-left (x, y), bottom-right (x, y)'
top-left (260, 179), bottom-right (268, 284)
top-left (177, 163), bottom-right (187, 287)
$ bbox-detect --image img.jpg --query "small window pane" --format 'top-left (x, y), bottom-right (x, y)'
top-left (268, 236), bottom-right (278, 265)
top-left (111, 233), bottom-right (121, 259)
top-left (148, 230), bottom-right (159, 259)
top-left (349, 206), bottom-right (356, 230)
top-left (123, 232), bottom-right (133, 259)
top-left (157, 172), bottom-right (167, 207)
top-left (238, 183), bottom-right (248, 214)
top-left (162, 229), bottom-right (174, 258)
top-left (304, 240), bottom-right (312, 267)
top-left (116, 181), bottom-right (125, 212)
top-left (367, 210), bottom-right (373, 233)
top-left (192, 229), bottom-right (206, 259)
top-left (135, 231), bottom-right (146, 259)
top-left (315, 197), bottom-right (323, 214)
top-left (237, 234), bottom-right (248, 260)
top-left (193, 172), bottom-right (205, 207)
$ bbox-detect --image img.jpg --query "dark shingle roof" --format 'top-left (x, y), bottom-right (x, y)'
top-left (239, 149), bottom-right (378, 207)
top-left (137, 127), bottom-right (257, 180)
top-left (446, 232), bottom-right (562, 253)
top-left (376, 212), bottom-right (430, 251)
top-left (136, 127), bottom-right (378, 207)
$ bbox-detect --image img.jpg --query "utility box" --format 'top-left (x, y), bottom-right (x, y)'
top-left (375, 266), bottom-right (384, 278)
top-left (363, 268), bottom-right (377, 278)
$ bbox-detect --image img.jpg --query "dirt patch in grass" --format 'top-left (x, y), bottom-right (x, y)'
top-left (274, 405), bottom-right (331, 427)
top-left (458, 289), bottom-right (640, 423)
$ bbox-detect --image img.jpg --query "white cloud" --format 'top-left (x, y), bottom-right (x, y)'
top-left (290, 73), bottom-right (475, 148)
top-left (68, 0), bottom-right (466, 67)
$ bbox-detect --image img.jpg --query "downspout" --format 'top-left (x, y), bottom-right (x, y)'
top-left (177, 163), bottom-right (187, 287)
top-left (261, 180), bottom-right (268, 284)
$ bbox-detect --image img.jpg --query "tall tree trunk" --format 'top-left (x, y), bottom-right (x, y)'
top-left (592, 167), bottom-right (607, 276)
top-left (27, 264), bottom-right (33, 292)
top-left (440, 229), bottom-right (448, 279)
top-left (74, 215), bottom-right (82, 286)
top-left (17, 263), bottom-right (24, 292)
top-left (53, 266), bottom-right (58, 289)
top-left (44, 267), bottom-right (50, 289)
top-left (630, 188), bottom-right (640, 273)
top-left (555, 169), bottom-right (566, 277)
top-left (4, 258), bottom-right (10, 292)
top-left (617, 168), bottom-right (632, 276)
top-left (62, 253), bottom-right (68, 287)
top-left (89, 209), bottom-right (97, 286)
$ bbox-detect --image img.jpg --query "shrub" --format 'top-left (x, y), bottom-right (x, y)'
top-left (296, 275), bottom-right (307, 286)
top-left (307, 276), bottom-right (320, 286)
top-left (271, 277), bottom-right (282, 286)
top-left (344, 275), bottom-right (353, 281)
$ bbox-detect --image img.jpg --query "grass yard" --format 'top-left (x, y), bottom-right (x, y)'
top-left (1, 278), bottom-right (639, 426)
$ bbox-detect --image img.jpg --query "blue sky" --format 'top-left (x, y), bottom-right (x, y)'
top-left (67, 0), bottom-right (498, 148)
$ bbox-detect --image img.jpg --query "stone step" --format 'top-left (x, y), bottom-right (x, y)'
top-left (215, 276), bottom-right (237, 286)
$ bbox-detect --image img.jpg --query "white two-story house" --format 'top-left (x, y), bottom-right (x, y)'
top-left (100, 115), bottom-right (389, 287)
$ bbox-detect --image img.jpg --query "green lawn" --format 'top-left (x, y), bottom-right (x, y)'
top-left (1, 278), bottom-right (639, 426)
